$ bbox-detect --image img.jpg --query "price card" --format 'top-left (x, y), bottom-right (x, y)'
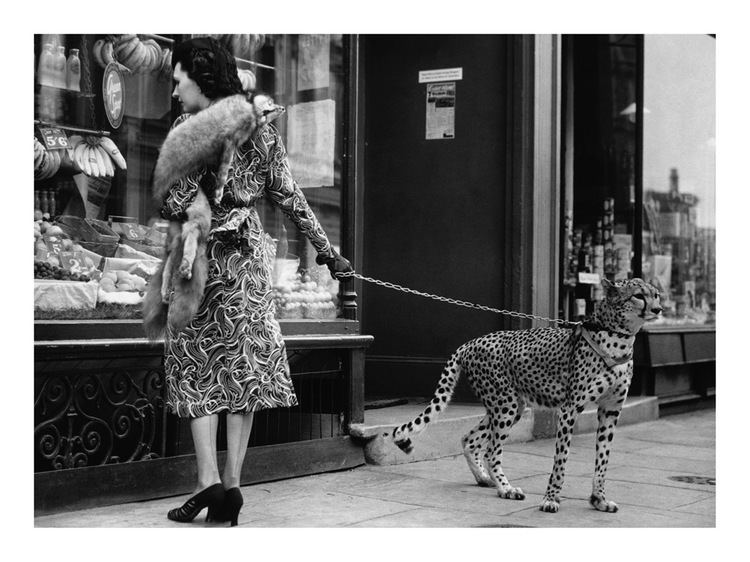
top-left (60, 251), bottom-right (85, 274)
top-left (35, 247), bottom-right (51, 261)
top-left (111, 221), bottom-right (146, 241)
top-left (578, 272), bottom-right (602, 285)
top-left (43, 234), bottom-right (65, 256)
top-left (38, 127), bottom-right (70, 150)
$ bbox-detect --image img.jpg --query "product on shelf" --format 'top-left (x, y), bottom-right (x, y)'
top-left (66, 48), bottom-right (81, 92)
top-left (34, 260), bottom-right (91, 282)
top-left (272, 270), bottom-right (338, 320)
top-left (34, 137), bottom-right (62, 180)
top-left (36, 43), bottom-right (55, 87)
top-left (92, 35), bottom-right (172, 77)
top-left (237, 69), bottom-right (256, 92)
top-left (208, 34), bottom-right (266, 58)
top-left (52, 45), bottom-right (67, 89)
top-left (67, 135), bottom-right (125, 177)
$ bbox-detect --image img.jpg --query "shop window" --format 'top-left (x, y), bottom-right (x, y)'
top-left (34, 34), bottom-right (347, 325)
top-left (641, 35), bottom-right (715, 325)
top-left (561, 35), bottom-right (639, 319)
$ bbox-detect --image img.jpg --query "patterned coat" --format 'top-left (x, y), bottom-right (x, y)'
top-left (160, 115), bottom-right (333, 418)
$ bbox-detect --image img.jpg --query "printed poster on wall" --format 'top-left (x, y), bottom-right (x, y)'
top-left (426, 82), bottom-right (455, 140)
top-left (286, 99), bottom-right (335, 188)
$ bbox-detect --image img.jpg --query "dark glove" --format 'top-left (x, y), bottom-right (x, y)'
top-left (316, 249), bottom-right (353, 280)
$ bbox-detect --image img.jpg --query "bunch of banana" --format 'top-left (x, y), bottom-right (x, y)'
top-left (209, 34), bottom-right (265, 57)
top-left (237, 68), bottom-right (257, 92)
top-left (34, 137), bottom-right (62, 181)
top-left (157, 48), bottom-right (173, 81)
top-left (92, 38), bottom-right (116, 69)
top-left (115, 35), bottom-right (167, 74)
top-left (92, 35), bottom-right (168, 74)
top-left (68, 135), bottom-right (127, 177)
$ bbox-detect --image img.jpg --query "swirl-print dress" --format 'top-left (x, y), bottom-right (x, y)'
top-left (160, 116), bottom-right (333, 418)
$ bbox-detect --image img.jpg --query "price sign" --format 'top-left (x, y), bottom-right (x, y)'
top-left (38, 127), bottom-right (70, 150)
top-left (43, 234), bottom-right (64, 256)
top-left (60, 251), bottom-right (85, 274)
top-left (578, 272), bottom-right (602, 285)
top-left (111, 221), bottom-right (145, 241)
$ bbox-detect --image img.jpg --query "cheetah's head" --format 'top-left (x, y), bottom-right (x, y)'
top-left (595, 278), bottom-right (662, 335)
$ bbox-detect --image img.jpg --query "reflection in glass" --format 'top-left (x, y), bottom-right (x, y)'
top-left (642, 35), bottom-right (715, 325)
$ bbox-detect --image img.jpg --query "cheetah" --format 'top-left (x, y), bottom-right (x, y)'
top-left (391, 277), bottom-right (662, 513)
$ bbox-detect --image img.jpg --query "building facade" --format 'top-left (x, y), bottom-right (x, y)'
top-left (33, 34), bottom-right (715, 514)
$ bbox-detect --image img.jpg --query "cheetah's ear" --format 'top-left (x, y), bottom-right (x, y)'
top-left (600, 277), bottom-right (620, 299)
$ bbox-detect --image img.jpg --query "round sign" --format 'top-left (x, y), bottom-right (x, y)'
top-left (102, 62), bottom-right (124, 129)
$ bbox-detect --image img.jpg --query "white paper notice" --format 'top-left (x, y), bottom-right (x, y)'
top-left (286, 100), bottom-right (336, 188)
top-left (426, 82), bottom-right (456, 140)
top-left (297, 35), bottom-right (330, 91)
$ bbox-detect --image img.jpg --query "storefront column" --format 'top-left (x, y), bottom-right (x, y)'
top-left (532, 34), bottom-right (562, 325)
top-left (504, 35), bottom-right (561, 329)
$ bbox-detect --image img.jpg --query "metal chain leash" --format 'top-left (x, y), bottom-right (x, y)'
top-left (335, 271), bottom-right (579, 327)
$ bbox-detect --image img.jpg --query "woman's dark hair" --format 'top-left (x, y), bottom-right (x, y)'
top-left (172, 36), bottom-right (243, 100)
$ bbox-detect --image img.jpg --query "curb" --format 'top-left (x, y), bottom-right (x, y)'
top-left (350, 396), bottom-right (659, 466)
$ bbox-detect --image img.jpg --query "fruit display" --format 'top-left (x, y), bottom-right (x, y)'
top-left (98, 270), bottom-right (147, 294)
top-left (272, 271), bottom-right (338, 320)
top-left (67, 134), bottom-right (126, 177)
top-left (92, 35), bottom-right (172, 79)
top-left (208, 34), bottom-right (265, 58)
top-left (237, 69), bottom-right (256, 92)
top-left (35, 260), bottom-right (91, 282)
top-left (34, 137), bottom-right (62, 180)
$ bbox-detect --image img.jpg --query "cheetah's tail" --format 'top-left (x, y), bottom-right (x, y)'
top-left (391, 349), bottom-right (463, 454)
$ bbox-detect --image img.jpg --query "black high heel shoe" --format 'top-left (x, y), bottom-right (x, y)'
top-left (213, 487), bottom-right (243, 527)
top-left (167, 483), bottom-right (225, 523)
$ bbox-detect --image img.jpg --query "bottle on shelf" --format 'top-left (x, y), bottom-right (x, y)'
top-left (48, 189), bottom-right (57, 217)
top-left (36, 43), bottom-right (55, 87)
top-left (53, 45), bottom-right (67, 89)
top-left (66, 48), bottom-right (81, 92)
top-left (39, 190), bottom-right (50, 215)
top-left (579, 233), bottom-right (592, 274)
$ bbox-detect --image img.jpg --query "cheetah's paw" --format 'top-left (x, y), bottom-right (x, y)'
top-left (590, 494), bottom-right (619, 512)
top-left (497, 486), bottom-right (525, 500)
top-left (539, 497), bottom-right (560, 512)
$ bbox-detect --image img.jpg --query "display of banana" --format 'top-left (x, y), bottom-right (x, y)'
top-left (34, 137), bottom-right (62, 180)
top-left (237, 68), bottom-right (256, 92)
top-left (66, 135), bottom-right (126, 177)
top-left (209, 34), bottom-right (265, 58)
top-left (91, 35), bottom-right (170, 76)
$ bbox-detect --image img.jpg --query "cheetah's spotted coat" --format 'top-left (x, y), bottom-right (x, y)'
top-left (391, 278), bottom-right (662, 513)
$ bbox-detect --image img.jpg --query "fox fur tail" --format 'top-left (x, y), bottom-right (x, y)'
top-left (391, 347), bottom-right (465, 454)
top-left (141, 248), bottom-right (209, 340)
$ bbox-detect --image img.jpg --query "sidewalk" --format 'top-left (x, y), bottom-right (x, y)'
top-left (34, 408), bottom-right (715, 528)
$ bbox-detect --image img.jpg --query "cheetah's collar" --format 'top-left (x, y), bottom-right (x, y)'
top-left (575, 324), bottom-right (633, 369)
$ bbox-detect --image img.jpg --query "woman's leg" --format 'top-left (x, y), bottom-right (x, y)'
top-left (223, 412), bottom-right (255, 488)
top-left (190, 414), bottom-right (222, 493)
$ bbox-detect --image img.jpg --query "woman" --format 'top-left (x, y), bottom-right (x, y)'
top-left (160, 36), bottom-right (352, 526)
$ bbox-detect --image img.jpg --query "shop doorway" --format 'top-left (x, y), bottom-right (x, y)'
top-left (361, 35), bottom-right (509, 400)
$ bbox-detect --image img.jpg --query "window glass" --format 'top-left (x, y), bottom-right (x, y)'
top-left (562, 35), bottom-right (638, 319)
top-left (642, 35), bottom-right (716, 325)
top-left (34, 34), bottom-right (346, 324)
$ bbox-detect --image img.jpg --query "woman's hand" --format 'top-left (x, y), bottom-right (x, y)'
top-left (316, 249), bottom-right (353, 280)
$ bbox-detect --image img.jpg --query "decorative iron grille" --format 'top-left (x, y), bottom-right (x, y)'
top-left (35, 368), bottom-right (165, 472)
top-left (35, 346), bottom-right (349, 470)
